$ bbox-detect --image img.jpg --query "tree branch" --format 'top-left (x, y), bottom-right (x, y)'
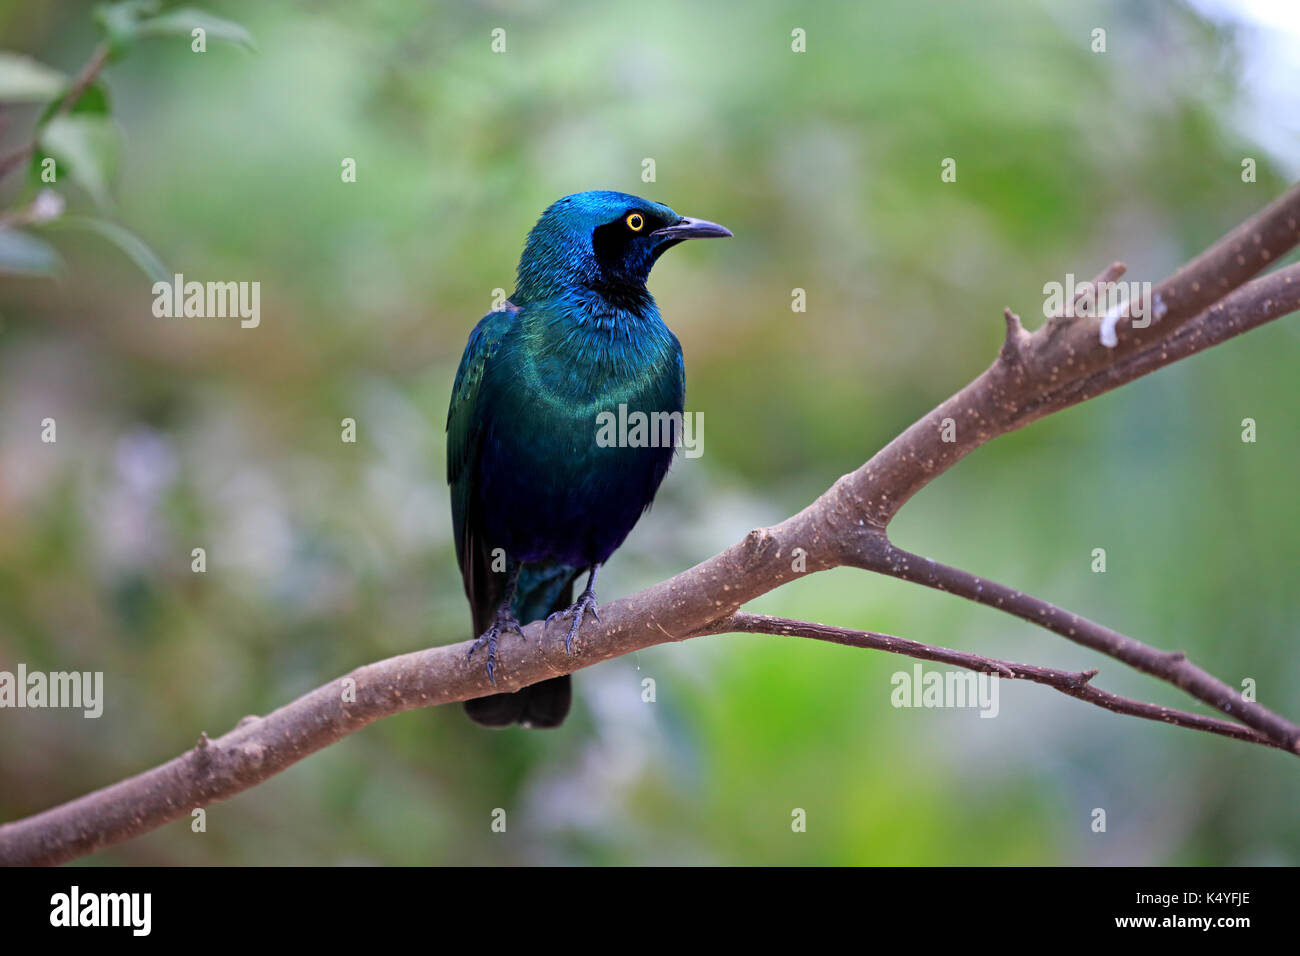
top-left (711, 613), bottom-right (1283, 751)
top-left (845, 539), bottom-right (1297, 748)
top-left (4, 182), bottom-right (1300, 866)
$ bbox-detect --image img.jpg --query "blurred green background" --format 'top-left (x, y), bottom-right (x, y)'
top-left (1, 0), bottom-right (1298, 865)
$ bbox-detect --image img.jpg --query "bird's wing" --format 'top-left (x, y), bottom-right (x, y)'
top-left (447, 304), bottom-right (518, 486)
top-left (448, 305), bottom-right (580, 728)
top-left (447, 305), bottom-right (518, 633)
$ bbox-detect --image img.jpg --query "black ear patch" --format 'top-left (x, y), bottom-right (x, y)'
top-left (589, 213), bottom-right (659, 307)
top-left (591, 215), bottom-right (638, 269)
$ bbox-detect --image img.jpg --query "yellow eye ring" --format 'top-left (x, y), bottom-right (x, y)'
top-left (626, 213), bottom-right (644, 232)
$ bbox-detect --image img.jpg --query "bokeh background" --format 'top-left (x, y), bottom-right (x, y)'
top-left (1, 0), bottom-right (1298, 865)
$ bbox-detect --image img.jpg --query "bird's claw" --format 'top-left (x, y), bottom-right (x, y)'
top-left (467, 611), bottom-right (525, 686)
top-left (547, 589), bottom-right (599, 654)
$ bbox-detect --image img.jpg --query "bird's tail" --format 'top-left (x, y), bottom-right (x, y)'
top-left (462, 564), bottom-right (579, 729)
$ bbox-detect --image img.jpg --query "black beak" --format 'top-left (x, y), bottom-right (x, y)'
top-left (651, 216), bottom-right (733, 241)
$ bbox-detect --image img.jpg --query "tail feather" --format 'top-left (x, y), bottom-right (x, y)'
top-left (463, 674), bottom-right (571, 729)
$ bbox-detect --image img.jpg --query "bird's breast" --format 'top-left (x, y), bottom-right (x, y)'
top-left (475, 307), bottom-right (685, 565)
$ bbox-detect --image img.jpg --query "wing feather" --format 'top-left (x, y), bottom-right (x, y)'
top-left (446, 305), bottom-right (519, 631)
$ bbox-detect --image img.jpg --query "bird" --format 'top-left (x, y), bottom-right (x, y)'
top-left (446, 190), bottom-right (731, 728)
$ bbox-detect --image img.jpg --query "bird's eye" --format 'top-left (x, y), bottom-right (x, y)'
top-left (626, 213), bottom-right (644, 232)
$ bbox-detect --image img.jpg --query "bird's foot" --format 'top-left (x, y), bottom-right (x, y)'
top-left (467, 609), bottom-right (525, 685)
top-left (547, 587), bottom-right (599, 654)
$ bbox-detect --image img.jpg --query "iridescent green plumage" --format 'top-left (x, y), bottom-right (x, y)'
top-left (447, 190), bottom-right (730, 727)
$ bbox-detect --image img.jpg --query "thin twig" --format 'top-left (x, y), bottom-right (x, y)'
top-left (0, 43), bottom-right (110, 182)
top-left (844, 540), bottom-right (1296, 749)
top-left (711, 613), bottom-right (1281, 750)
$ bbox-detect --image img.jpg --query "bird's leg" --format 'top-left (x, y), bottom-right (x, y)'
top-left (467, 562), bottom-right (525, 685)
top-left (547, 565), bottom-right (601, 654)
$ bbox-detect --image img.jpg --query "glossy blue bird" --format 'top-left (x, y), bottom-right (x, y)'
top-left (447, 190), bottom-right (731, 727)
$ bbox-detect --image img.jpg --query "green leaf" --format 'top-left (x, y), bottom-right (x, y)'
top-left (136, 8), bottom-right (256, 52)
top-left (37, 81), bottom-right (112, 128)
top-left (37, 114), bottom-right (120, 211)
top-left (94, 0), bottom-right (162, 61)
top-left (50, 216), bottom-right (170, 284)
top-left (30, 86), bottom-right (112, 188)
top-left (0, 53), bottom-right (68, 103)
top-left (0, 228), bottom-right (62, 276)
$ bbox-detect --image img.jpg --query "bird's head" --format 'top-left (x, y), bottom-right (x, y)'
top-left (515, 190), bottom-right (731, 303)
